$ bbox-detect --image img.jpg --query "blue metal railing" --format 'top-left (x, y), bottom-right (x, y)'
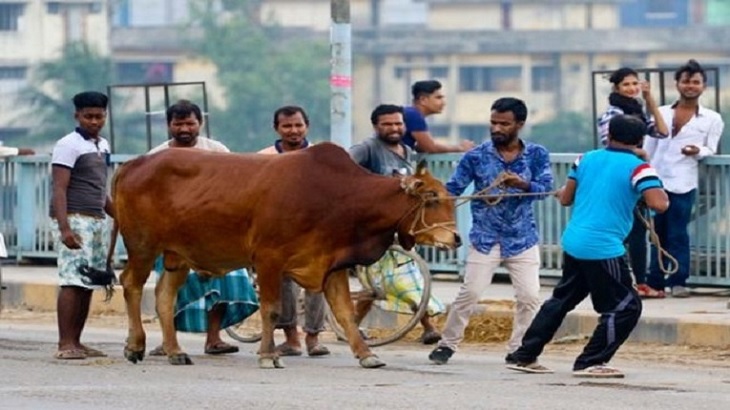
top-left (2, 153), bottom-right (729, 287)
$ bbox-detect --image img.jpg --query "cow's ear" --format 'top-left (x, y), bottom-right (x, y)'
top-left (415, 159), bottom-right (428, 176)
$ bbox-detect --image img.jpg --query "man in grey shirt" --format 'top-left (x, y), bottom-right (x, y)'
top-left (348, 104), bottom-right (446, 345)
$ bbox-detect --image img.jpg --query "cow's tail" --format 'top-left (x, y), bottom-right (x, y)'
top-left (100, 218), bottom-right (120, 302)
top-left (99, 165), bottom-right (125, 302)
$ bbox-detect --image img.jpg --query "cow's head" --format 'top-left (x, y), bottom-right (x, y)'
top-left (397, 161), bottom-right (461, 250)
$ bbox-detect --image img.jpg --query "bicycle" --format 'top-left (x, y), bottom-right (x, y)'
top-left (225, 244), bottom-right (433, 347)
top-left (325, 244), bottom-right (432, 347)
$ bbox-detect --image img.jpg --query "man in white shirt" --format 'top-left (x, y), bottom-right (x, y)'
top-left (0, 146), bottom-right (35, 157)
top-left (644, 59), bottom-right (725, 298)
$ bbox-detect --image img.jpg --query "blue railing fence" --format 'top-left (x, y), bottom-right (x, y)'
top-left (2, 153), bottom-right (729, 287)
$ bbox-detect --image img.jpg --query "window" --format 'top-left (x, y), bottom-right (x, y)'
top-left (429, 125), bottom-right (450, 138)
top-left (428, 66), bottom-right (449, 79)
top-left (459, 66), bottom-right (522, 92)
top-left (459, 125), bottom-right (489, 143)
top-left (531, 66), bottom-right (557, 92)
top-left (47, 2), bottom-right (60, 14)
top-left (647, 0), bottom-right (675, 14)
top-left (501, 1), bottom-right (512, 30)
top-left (111, 0), bottom-right (130, 27)
top-left (0, 4), bottom-right (24, 31)
top-left (393, 67), bottom-right (408, 79)
top-left (117, 62), bottom-right (174, 84)
top-left (0, 67), bottom-right (28, 94)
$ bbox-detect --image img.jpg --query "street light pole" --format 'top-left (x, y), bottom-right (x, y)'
top-left (330, 0), bottom-right (352, 148)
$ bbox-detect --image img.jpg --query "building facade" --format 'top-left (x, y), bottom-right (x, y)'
top-left (0, 0), bottom-right (110, 142)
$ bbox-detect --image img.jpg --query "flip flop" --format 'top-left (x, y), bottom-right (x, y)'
top-left (275, 343), bottom-right (302, 357)
top-left (81, 345), bottom-right (107, 358)
top-left (149, 345), bottom-right (166, 357)
top-left (204, 342), bottom-right (239, 355)
top-left (54, 349), bottom-right (87, 360)
top-left (573, 364), bottom-right (624, 378)
top-left (306, 343), bottom-right (331, 357)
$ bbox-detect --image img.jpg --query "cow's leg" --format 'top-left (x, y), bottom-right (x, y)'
top-left (255, 268), bottom-right (285, 369)
top-left (120, 255), bottom-right (153, 364)
top-left (324, 269), bottom-right (385, 368)
top-left (155, 260), bottom-right (193, 365)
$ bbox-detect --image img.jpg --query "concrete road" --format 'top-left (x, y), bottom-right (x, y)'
top-left (1, 319), bottom-right (729, 410)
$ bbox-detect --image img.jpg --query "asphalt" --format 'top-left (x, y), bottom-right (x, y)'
top-left (2, 264), bottom-right (729, 348)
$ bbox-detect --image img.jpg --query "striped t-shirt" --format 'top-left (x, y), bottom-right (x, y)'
top-left (561, 147), bottom-right (663, 260)
top-left (50, 128), bottom-right (111, 218)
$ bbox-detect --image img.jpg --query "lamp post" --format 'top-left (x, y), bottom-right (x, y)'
top-left (330, 0), bottom-right (352, 148)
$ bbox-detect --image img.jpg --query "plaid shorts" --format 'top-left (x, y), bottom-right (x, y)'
top-left (51, 214), bottom-right (110, 289)
top-left (360, 249), bottom-right (445, 316)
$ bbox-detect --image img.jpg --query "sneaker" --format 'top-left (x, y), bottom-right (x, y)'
top-left (505, 353), bottom-right (518, 365)
top-left (428, 346), bottom-right (454, 365)
top-left (506, 361), bottom-right (554, 374)
top-left (671, 285), bottom-right (690, 298)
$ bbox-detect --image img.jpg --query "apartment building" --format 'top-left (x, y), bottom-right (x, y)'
top-left (0, 0), bottom-right (110, 143)
top-left (4, 1), bottom-right (727, 149)
top-left (353, 0), bottom-right (730, 145)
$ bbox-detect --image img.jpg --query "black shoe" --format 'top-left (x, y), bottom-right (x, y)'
top-left (505, 353), bottom-right (518, 365)
top-left (428, 346), bottom-right (454, 365)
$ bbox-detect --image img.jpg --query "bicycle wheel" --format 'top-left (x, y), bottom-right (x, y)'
top-left (225, 271), bottom-right (262, 343)
top-left (326, 245), bottom-right (432, 347)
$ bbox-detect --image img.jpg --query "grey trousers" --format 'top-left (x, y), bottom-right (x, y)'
top-left (276, 277), bottom-right (326, 334)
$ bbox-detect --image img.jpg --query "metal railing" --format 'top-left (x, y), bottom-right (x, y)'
top-left (2, 153), bottom-right (730, 287)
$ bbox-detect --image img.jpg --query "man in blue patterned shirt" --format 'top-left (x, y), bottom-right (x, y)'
top-left (429, 97), bottom-right (554, 365)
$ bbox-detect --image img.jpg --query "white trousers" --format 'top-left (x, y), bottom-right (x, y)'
top-left (439, 245), bottom-right (541, 353)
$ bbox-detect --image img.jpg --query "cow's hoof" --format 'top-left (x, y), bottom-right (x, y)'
top-left (124, 348), bottom-right (145, 364)
top-left (359, 355), bottom-right (386, 369)
top-left (168, 353), bottom-right (193, 365)
top-left (259, 356), bottom-right (285, 369)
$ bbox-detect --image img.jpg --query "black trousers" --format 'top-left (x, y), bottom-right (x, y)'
top-left (512, 253), bottom-right (642, 370)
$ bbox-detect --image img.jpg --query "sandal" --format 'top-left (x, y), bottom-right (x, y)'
top-left (81, 344), bottom-right (107, 358)
top-left (54, 349), bottom-right (87, 360)
top-left (275, 343), bottom-right (302, 357)
top-left (307, 343), bottom-right (331, 357)
top-left (573, 364), bottom-right (624, 378)
top-left (506, 361), bottom-right (554, 374)
top-left (641, 286), bottom-right (666, 299)
top-left (149, 345), bottom-right (166, 356)
top-left (204, 342), bottom-right (240, 355)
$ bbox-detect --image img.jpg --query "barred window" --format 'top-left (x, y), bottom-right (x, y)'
top-left (0, 4), bottom-right (24, 31)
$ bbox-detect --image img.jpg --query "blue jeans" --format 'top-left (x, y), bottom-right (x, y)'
top-left (647, 190), bottom-right (696, 290)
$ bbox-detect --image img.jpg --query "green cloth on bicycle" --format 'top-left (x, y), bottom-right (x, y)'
top-left (359, 249), bottom-right (445, 316)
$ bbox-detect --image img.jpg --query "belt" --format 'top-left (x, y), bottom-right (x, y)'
top-left (67, 211), bottom-right (106, 220)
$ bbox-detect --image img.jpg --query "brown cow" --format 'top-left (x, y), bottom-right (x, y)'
top-left (112, 142), bottom-right (460, 368)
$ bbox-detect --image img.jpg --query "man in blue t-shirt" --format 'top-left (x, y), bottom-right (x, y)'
top-left (507, 115), bottom-right (669, 379)
top-left (403, 80), bottom-right (473, 153)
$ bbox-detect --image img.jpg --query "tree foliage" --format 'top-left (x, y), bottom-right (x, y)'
top-left (188, 0), bottom-right (330, 152)
top-left (529, 111), bottom-right (596, 153)
top-left (17, 42), bottom-right (113, 147)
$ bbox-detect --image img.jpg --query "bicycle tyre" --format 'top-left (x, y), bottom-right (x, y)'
top-left (326, 245), bottom-right (432, 347)
top-left (225, 271), bottom-right (262, 343)
top-left (225, 311), bottom-right (263, 343)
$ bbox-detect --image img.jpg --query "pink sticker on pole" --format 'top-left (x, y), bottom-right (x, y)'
top-left (330, 75), bottom-right (352, 87)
